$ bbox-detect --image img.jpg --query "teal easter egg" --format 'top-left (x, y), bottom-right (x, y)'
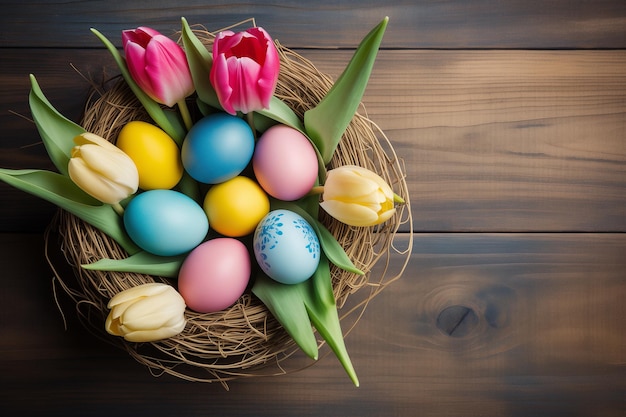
top-left (124, 189), bottom-right (209, 256)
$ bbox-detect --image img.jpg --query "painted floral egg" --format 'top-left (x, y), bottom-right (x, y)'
top-left (252, 124), bottom-right (319, 201)
top-left (253, 209), bottom-right (320, 284)
top-left (123, 189), bottom-right (209, 256)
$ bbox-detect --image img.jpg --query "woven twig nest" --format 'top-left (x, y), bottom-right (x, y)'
top-left (47, 29), bottom-right (411, 386)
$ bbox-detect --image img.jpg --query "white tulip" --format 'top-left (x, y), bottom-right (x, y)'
top-left (68, 132), bottom-right (138, 205)
top-left (105, 283), bottom-right (186, 342)
top-left (320, 165), bottom-right (399, 227)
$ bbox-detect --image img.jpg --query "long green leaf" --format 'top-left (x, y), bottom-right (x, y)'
top-left (304, 17), bottom-right (388, 164)
top-left (0, 169), bottom-right (138, 254)
top-left (301, 255), bottom-right (359, 386)
top-left (90, 28), bottom-right (186, 145)
top-left (181, 17), bottom-right (219, 108)
top-left (251, 272), bottom-right (319, 360)
top-left (255, 96), bottom-right (304, 132)
top-left (28, 75), bottom-right (85, 176)
top-left (82, 250), bottom-right (185, 278)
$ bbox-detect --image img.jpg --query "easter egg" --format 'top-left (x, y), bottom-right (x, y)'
top-left (253, 124), bottom-right (319, 201)
top-left (124, 189), bottom-right (208, 256)
top-left (181, 113), bottom-right (255, 184)
top-left (116, 121), bottom-right (183, 190)
top-left (203, 176), bottom-right (269, 237)
top-left (178, 238), bottom-right (251, 313)
top-left (253, 209), bottom-right (320, 284)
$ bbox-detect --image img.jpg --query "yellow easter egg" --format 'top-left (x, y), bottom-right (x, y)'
top-left (116, 121), bottom-right (183, 190)
top-left (203, 176), bottom-right (269, 237)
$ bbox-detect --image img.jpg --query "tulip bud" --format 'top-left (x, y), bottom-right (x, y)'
top-left (68, 133), bottom-right (139, 205)
top-left (122, 26), bottom-right (195, 108)
top-left (210, 27), bottom-right (280, 115)
top-left (320, 165), bottom-right (397, 227)
top-left (105, 283), bottom-right (187, 342)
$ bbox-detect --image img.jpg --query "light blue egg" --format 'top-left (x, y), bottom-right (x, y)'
top-left (181, 113), bottom-right (255, 184)
top-left (253, 209), bottom-right (320, 284)
top-left (124, 190), bottom-right (209, 256)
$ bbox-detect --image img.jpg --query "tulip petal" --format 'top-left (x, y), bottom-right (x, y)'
top-left (348, 165), bottom-right (395, 200)
top-left (210, 27), bottom-right (279, 115)
top-left (107, 283), bottom-right (169, 308)
top-left (377, 208), bottom-right (397, 224)
top-left (68, 158), bottom-right (131, 204)
top-left (320, 200), bottom-right (379, 227)
top-left (123, 320), bottom-right (186, 342)
top-left (323, 169), bottom-right (379, 200)
top-left (73, 144), bottom-right (137, 186)
top-left (143, 36), bottom-right (194, 107)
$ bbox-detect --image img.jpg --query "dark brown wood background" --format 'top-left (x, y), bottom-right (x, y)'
top-left (1, 1), bottom-right (624, 416)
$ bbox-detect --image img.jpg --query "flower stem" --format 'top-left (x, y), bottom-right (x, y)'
top-left (307, 186), bottom-right (325, 196)
top-left (246, 112), bottom-right (257, 139)
top-left (112, 203), bottom-right (125, 216)
top-left (177, 99), bottom-right (193, 131)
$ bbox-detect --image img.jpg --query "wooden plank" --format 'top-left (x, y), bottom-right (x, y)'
top-left (2, 49), bottom-right (625, 232)
top-left (2, 0), bottom-right (626, 49)
top-left (0, 232), bottom-right (623, 416)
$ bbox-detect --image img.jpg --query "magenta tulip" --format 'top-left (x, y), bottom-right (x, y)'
top-left (122, 27), bottom-right (195, 108)
top-left (210, 27), bottom-right (279, 115)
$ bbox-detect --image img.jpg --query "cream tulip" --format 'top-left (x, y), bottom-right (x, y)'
top-left (319, 165), bottom-right (400, 227)
top-left (68, 132), bottom-right (139, 206)
top-left (105, 283), bottom-right (187, 342)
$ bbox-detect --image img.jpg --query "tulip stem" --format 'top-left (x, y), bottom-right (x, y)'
top-left (246, 112), bottom-right (257, 139)
top-left (177, 100), bottom-right (193, 131)
top-left (307, 186), bottom-right (325, 196)
top-left (112, 203), bottom-right (125, 216)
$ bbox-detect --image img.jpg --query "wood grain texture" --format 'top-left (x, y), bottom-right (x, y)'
top-left (2, 49), bottom-right (624, 232)
top-left (2, 0), bottom-right (625, 48)
top-left (0, 233), bottom-right (623, 416)
top-left (1, 1), bottom-right (625, 416)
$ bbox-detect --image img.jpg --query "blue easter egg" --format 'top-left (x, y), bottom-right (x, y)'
top-left (124, 189), bottom-right (209, 256)
top-left (181, 113), bottom-right (255, 184)
top-left (253, 209), bottom-right (320, 284)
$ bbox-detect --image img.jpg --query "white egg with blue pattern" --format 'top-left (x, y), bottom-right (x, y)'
top-left (253, 209), bottom-right (320, 284)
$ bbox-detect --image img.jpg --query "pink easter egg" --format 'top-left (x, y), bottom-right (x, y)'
top-left (253, 124), bottom-right (319, 201)
top-left (178, 238), bottom-right (250, 313)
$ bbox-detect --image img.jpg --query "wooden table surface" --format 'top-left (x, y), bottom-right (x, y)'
top-left (1, 1), bottom-right (625, 416)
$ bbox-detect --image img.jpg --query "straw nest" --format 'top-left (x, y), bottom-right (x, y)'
top-left (46, 28), bottom-right (411, 387)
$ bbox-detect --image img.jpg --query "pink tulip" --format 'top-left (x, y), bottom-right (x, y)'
top-left (210, 27), bottom-right (279, 115)
top-left (122, 27), bottom-right (195, 108)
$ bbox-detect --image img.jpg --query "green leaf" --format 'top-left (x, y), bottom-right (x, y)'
top-left (300, 255), bottom-right (359, 386)
top-left (255, 96), bottom-right (304, 132)
top-left (270, 199), bottom-right (364, 276)
top-left (82, 250), bottom-right (185, 278)
top-left (251, 272), bottom-right (319, 360)
top-left (0, 168), bottom-right (139, 254)
top-left (28, 74), bottom-right (85, 176)
top-left (90, 28), bottom-right (186, 145)
top-left (181, 17), bottom-right (220, 109)
top-left (304, 17), bottom-right (388, 164)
